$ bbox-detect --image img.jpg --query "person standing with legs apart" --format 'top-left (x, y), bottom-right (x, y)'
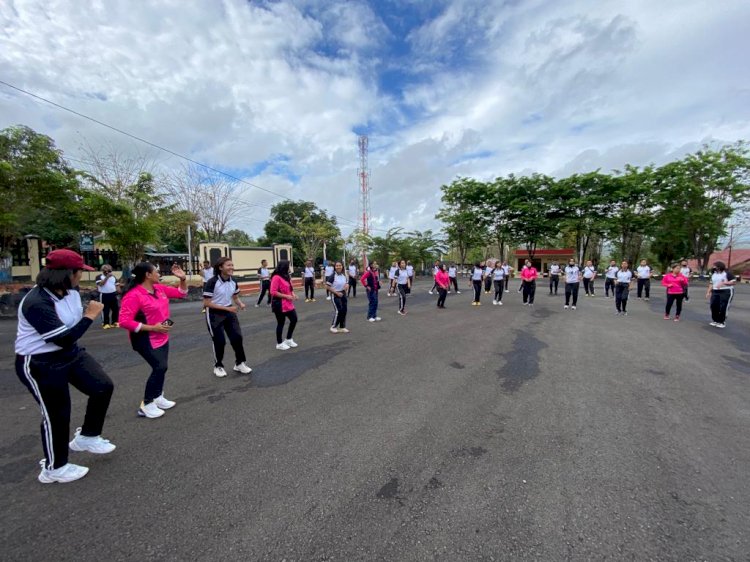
top-left (327, 262), bottom-right (349, 332)
top-left (548, 261), bottom-right (561, 295)
top-left (706, 261), bottom-right (735, 328)
top-left (492, 263), bottom-right (505, 305)
top-left (119, 262), bottom-right (188, 418)
top-left (324, 261), bottom-right (335, 300)
top-left (255, 260), bottom-right (271, 307)
top-left (303, 259), bottom-right (316, 302)
top-left (96, 265), bottom-right (120, 329)
top-left (15, 249), bottom-right (115, 484)
top-left (448, 263), bottom-right (460, 294)
top-left (270, 260), bottom-right (299, 349)
top-left (347, 259), bottom-right (358, 298)
top-left (583, 260), bottom-right (597, 296)
top-left (615, 261), bottom-right (633, 315)
top-left (395, 260), bottom-right (411, 315)
top-left (203, 258), bottom-right (251, 378)
top-left (564, 259), bottom-right (581, 310)
top-left (361, 262), bottom-right (382, 321)
top-left (680, 260), bottom-right (692, 302)
top-left (429, 260), bottom-right (441, 294)
top-left (435, 263), bottom-right (450, 309)
top-left (470, 262), bottom-right (483, 306)
top-left (662, 264), bottom-right (688, 321)
top-left (520, 260), bottom-right (538, 306)
top-left (636, 259), bottom-right (652, 300)
top-left (604, 260), bottom-right (618, 298)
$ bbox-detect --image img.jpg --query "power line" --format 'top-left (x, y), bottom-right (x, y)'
top-left (0, 79), bottom-right (384, 232)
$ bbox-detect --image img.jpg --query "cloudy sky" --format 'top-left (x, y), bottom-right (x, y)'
top-left (1, 0), bottom-right (749, 239)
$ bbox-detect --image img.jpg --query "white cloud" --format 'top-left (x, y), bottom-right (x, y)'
top-left (1, 0), bottom-right (749, 240)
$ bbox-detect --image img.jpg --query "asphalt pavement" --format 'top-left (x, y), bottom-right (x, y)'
top-left (1, 278), bottom-right (749, 561)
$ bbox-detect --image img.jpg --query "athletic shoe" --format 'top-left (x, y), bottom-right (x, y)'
top-left (38, 460), bottom-right (89, 484)
top-left (276, 342), bottom-right (290, 350)
top-left (112, 322), bottom-right (119, 328)
top-left (330, 327), bottom-right (339, 333)
top-left (716, 323), bottom-right (726, 329)
top-left (457, 291), bottom-right (462, 294)
top-left (326, 296), bottom-right (331, 301)
top-left (285, 339), bottom-right (298, 348)
top-left (154, 394), bottom-right (176, 409)
top-left (571, 306), bottom-right (576, 310)
top-left (564, 305), bottom-right (569, 309)
top-left (368, 318), bottom-right (376, 322)
top-left (645, 298), bottom-right (650, 301)
top-left (69, 428), bottom-right (116, 454)
top-left (254, 304), bottom-right (260, 308)
top-left (375, 317), bottom-right (382, 321)
top-left (623, 312), bottom-right (628, 316)
top-left (476, 302), bottom-right (482, 306)
top-left (471, 302), bottom-right (477, 306)
top-left (311, 298), bottom-right (316, 302)
top-left (674, 316), bottom-right (680, 322)
top-left (709, 321), bottom-right (718, 326)
top-left (498, 301), bottom-right (503, 306)
top-left (138, 401), bottom-right (165, 418)
top-left (664, 315), bottom-right (670, 320)
top-left (102, 324), bottom-right (111, 330)
top-left (505, 289), bottom-right (509, 293)
top-left (492, 300), bottom-right (497, 305)
top-left (339, 328), bottom-right (350, 333)
top-left (615, 311), bottom-right (621, 315)
top-left (213, 366), bottom-right (228, 378)
top-left (398, 310), bottom-right (407, 315)
top-left (233, 362), bottom-right (252, 374)
top-left (428, 291), bottom-right (433, 295)
top-left (305, 298), bottom-right (310, 303)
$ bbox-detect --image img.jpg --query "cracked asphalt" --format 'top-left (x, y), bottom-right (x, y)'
top-left (1, 279), bottom-right (748, 561)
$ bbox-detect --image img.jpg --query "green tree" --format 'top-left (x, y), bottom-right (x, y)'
top-left (369, 227), bottom-right (404, 269)
top-left (223, 229), bottom-right (255, 247)
top-left (0, 125), bottom-right (84, 254)
top-left (504, 173), bottom-right (559, 259)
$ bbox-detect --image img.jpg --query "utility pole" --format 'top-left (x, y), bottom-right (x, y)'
top-left (728, 224), bottom-right (735, 269)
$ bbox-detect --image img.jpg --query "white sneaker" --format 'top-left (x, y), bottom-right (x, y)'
top-left (505, 289), bottom-right (509, 293)
top-left (233, 362), bottom-right (252, 374)
top-left (428, 291), bottom-right (433, 295)
top-left (213, 366), bottom-right (228, 378)
top-left (38, 459), bottom-right (89, 484)
top-left (368, 318), bottom-right (376, 322)
top-left (564, 305), bottom-right (569, 309)
top-left (375, 316), bottom-right (382, 321)
top-left (285, 339), bottom-right (298, 348)
top-left (572, 306), bottom-right (577, 310)
top-left (254, 304), bottom-right (259, 308)
top-left (457, 291), bottom-right (462, 294)
top-left (498, 301), bottom-right (503, 306)
top-left (154, 394), bottom-right (176, 409)
top-left (326, 296), bottom-right (331, 300)
top-left (492, 301), bottom-right (497, 305)
top-left (276, 342), bottom-right (290, 350)
top-left (138, 401), bottom-right (165, 419)
top-left (339, 328), bottom-right (350, 333)
top-left (716, 323), bottom-right (726, 329)
top-left (709, 321), bottom-right (718, 326)
top-left (330, 327), bottom-right (339, 333)
top-left (69, 428), bottom-right (116, 454)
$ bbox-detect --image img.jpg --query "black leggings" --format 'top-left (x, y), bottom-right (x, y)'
top-left (304, 277), bottom-right (315, 299)
top-left (637, 278), bottom-right (650, 298)
top-left (348, 277), bottom-right (357, 297)
top-left (494, 280), bottom-right (504, 302)
top-left (100, 292), bottom-right (119, 324)
top-left (565, 282), bottom-right (579, 306)
top-left (665, 294), bottom-right (684, 316)
top-left (16, 349), bottom-right (114, 469)
top-left (437, 287), bottom-right (447, 307)
top-left (450, 277), bottom-right (458, 292)
top-left (583, 277), bottom-right (594, 295)
top-left (710, 290), bottom-right (733, 324)
top-left (549, 275), bottom-right (559, 294)
top-left (274, 309), bottom-right (298, 343)
top-left (605, 278), bottom-right (615, 297)
top-left (472, 280), bottom-right (482, 303)
top-left (522, 280), bottom-right (536, 304)
top-left (331, 295), bottom-right (348, 328)
top-left (257, 280), bottom-right (271, 305)
top-left (206, 311), bottom-right (246, 368)
top-left (134, 341), bottom-right (170, 403)
top-left (484, 276), bottom-right (492, 293)
top-left (397, 284), bottom-right (408, 312)
top-left (615, 284), bottom-right (630, 312)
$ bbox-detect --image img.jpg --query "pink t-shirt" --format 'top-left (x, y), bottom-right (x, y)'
top-left (521, 267), bottom-right (538, 282)
top-left (119, 283), bottom-right (187, 349)
top-left (270, 275), bottom-right (295, 313)
top-left (435, 270), bottom-right (450, 288)
top-left (661, 273), bottom-right (688, 295)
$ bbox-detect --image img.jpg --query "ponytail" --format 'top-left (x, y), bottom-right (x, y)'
top-left (122, 262), bottom-right (155, 296)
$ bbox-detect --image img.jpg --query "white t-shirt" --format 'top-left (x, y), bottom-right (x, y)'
top-left (97, 274), bottom-right (117, 294)
top-left (549, 265), bottom-right (561, 276)
top-left (564, 266), bottom-right (580, 284)
top-left (583, 266), bottom-right (596, 279)
top-left (348, 265), bottom-right (357, 277)
top-left (711, 271), bottom-right (735, 290)
top-left (636, 266), bottom-right (651, 279)
top-left (680, 267), bottom-right (691, 278)
top-left (605, 265), bottom-right (618, 279)
top-left (397, 269), bottom-right (409, 284)
top-left (326, 272), bottom-right (348, 293)
top-left (304, 266), bottom-right (315, 278)
top-left (259, 267), bottom-right (270, 280)
top-left (324, 265), bottom-right (334, 277)
top-left (471, 267), bottom-right (483, 281)
top-left (492, 268), bottom-right (505, 281)
top-left (203, 268), bottom-right (214, 283)
top-left (388, 266), bottom-right (397, 280)
top-left (448, 266), bottom-right (457, 278)
top-left (502, 265), bottom-right (510, 275)
top-left (617, 270), bottom-right (633, 283)
top-left (406, 265), bottom-right (414, 276)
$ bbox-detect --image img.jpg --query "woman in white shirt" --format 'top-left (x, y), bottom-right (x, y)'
top-left (492, 264), bottom-right (505, 305)
top-left (347, 260), bottom-right (358, 298)
top-left (448, 263), bottom-right (460, 294)
top-left (303, 259), bottom-right (316, 302)
top-left (326, 262), bottom-right (349, 333)
top-left (470, 262), bottom-right (484, 306)
top-left (548, 261), bottom-right (561, 296)
top-left (615, 261), bottom-right (634, 315)
top-left (582, 260), bottom-right (597, 297)
top-left (706, 260), bottom-right (735, 328)
top-left (636, 260), bottom-right (651, 300)
top-left (396, 260), bottom-right (411, 315)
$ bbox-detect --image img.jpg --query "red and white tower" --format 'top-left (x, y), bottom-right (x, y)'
top-left (357, 135), bottom-right (371, 236)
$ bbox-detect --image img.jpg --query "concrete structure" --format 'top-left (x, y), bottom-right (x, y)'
top-left (512, 248), bottom-right (575, 274)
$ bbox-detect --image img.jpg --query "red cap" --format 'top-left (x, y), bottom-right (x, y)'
top-left (45, 249), bottom-right (95, 271)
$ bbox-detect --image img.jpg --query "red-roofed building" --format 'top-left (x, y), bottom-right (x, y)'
top-left (511, 248), bottom-right (575, 274)
top-left (686, 249), bottom-right (750, 275)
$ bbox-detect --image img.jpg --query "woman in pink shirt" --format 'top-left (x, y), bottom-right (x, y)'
top-left (520, 259), bottom-right (538, 306)
top-left (661, 263), bottom-right (689, 321)
top-left (119, 262), bottom-right (187, 419)
top-left (270, 260), bottom-right (299, 350)
top-left (435, 263), bottom-right (450, 309)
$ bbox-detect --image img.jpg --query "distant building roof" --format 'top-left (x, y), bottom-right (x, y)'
top-left (687, 249), bottom-right (750, 271)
